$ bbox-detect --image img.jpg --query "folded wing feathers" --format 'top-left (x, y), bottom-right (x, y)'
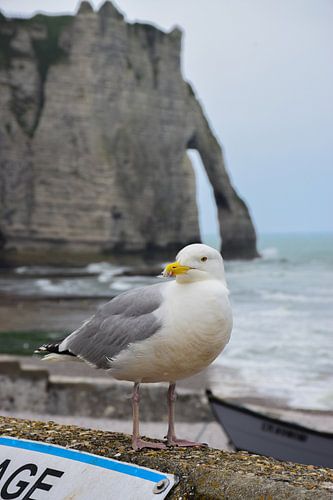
top-left (35, 283), bottom-right (164, 369)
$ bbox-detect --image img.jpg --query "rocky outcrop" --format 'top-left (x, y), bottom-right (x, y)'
top-left (0, 2), bottom-right (258, 261)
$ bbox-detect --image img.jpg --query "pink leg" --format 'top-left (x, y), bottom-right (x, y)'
top-left (131, 382), bottom-right (166, 451)
top-left (166, 382), bottom-right (207, 447)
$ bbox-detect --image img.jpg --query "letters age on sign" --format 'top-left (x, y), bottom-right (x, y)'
top-left (0, 437), bottom-right (177, 499)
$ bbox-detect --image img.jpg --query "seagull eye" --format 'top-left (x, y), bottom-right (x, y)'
top-left (201, 256), bottom-right (208, 262)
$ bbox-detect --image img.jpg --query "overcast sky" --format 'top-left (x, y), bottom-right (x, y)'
top-left (1, 0), bottom-right (332, 237)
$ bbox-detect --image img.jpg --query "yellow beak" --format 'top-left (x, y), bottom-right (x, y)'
top-left (163, 261), bottom-right (191, 277)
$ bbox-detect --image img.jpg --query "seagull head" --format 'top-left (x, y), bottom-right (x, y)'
top-left (163, 243), bottom-right (226, 283)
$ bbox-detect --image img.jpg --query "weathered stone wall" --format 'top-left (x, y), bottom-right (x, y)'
top-left (0, 2), bottom-right (258, 260)
top-left (0, 358), bottom-right (211, 422)
top-left (1, 417), bottom-right (332, 498)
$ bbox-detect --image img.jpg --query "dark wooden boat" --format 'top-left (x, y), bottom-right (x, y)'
top-left (207, 390), bottom-right (333, 468)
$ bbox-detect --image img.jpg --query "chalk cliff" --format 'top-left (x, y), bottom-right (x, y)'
top-left (0, 2), bottom-right (258, 260)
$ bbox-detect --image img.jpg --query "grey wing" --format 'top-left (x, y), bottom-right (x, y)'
top-left (59, 282), bottom-right (164, 369)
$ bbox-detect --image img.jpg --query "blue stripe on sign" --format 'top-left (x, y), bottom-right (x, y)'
top-left (0, 437), bottom-right (165, 483)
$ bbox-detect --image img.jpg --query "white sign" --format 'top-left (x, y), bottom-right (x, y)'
top-left (0, 436), bottom-right (177, 499)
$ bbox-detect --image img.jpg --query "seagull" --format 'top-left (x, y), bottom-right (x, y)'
top-left (36, 243), bottom-right (233, 450)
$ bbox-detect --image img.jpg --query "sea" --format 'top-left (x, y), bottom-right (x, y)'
top-left (219, 232), bottom-right (333, 411)
top-left (1, 232), bottom-right (332, 411)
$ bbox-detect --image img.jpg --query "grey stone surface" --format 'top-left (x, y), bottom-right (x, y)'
top-left (0, 357), bottom-right (213, 422)
top-left (0, 410), bottom-right (230, 450)
top-left (1, 416), bottom-right (332, 499)
top-left (0, 2), bottom-right (258, 260)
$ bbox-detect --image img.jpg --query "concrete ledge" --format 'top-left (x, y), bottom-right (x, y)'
top-left (0, 416), bottom-right (332, 499)
top-left (0, 359), bottom-right (211, 421)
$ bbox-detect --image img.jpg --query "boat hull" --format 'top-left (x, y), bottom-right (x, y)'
top-left (207, 391), bottom-right (333, 468)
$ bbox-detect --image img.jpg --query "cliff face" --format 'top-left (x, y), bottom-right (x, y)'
top-left (0, 2), bottom-right (258, 260)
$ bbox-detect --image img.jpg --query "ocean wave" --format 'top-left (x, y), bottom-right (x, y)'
top-left (34, 278), bottom-right (104, 296)
top-left (109, 275), bottom-right (160, 292)
top-left (85, 262), bottom-right (122, 274)
top-left (110, 281), bottom-right (132, 292)
top-left (260, 246), bottom-right (279, 260)
top-left (217, 356), bottom-right (333, 411)
top-left (259, 290), bottom-right (333, 304)
top-left (84, 262), bottom-right (128, 284)
top-left (35, 279), bottom-right (58, 293)
top-left (15, 266), bottom-right (28, 274)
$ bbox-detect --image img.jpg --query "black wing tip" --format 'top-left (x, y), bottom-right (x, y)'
top-left (34, 342), bottom-right (76, 357)
top-left (34, 343), bottom-right (57, 355)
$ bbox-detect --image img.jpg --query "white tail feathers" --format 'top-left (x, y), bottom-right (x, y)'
top-left (42, 353), bottom-right (80, 362)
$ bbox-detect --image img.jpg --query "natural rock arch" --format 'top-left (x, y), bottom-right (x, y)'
top-left (0, 2), bottom-right (258, 261)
